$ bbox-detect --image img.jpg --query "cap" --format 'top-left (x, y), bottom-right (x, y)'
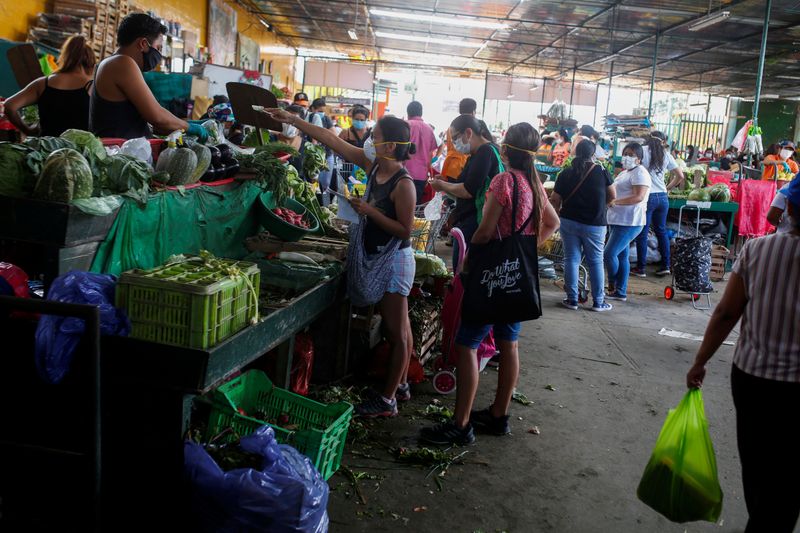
top-left (783, 173), bottom-right (800, 206)
top-left (780, 140), bottom-right (796, 150)
top-left (293, 92), bottom-right (309, 105)
top-left (209, 103), bottom-right (234, 122)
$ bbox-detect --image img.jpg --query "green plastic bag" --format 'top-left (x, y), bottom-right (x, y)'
top-left (637, 389), bottom-right (723, 523)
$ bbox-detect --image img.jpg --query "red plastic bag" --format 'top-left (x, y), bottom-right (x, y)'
top-left (0, 262), bottom-right (30, 299)
top-left (290, 333), bottom-right (314, 396)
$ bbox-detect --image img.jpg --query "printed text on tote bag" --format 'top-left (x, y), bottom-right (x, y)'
top-left (480, 258), bottom-right (522, 297)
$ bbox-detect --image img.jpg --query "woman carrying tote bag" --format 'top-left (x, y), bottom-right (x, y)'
top-left (421, 122), bottom-right (560, 445)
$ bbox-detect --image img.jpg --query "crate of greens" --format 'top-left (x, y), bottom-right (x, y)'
top-left (204, 369), bottom-right (352, 480)
top-left (115, 251), bottom-right (260, 349)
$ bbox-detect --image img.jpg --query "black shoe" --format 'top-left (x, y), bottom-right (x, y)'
top-left (419, 421), bottom-right (475, 446)
top-left (470, 406), bottom-right (511, 436)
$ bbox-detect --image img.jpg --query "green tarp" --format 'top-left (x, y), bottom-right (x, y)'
top-left (91, 182), bottom-right (263, 276)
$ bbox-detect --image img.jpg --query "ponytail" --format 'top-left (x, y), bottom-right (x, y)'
top-left (504, 122), bottom-right (545, 236)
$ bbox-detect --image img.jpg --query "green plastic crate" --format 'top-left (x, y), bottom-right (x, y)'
top-left (205, 370), bottom-right (352, 480)
top-left (115, 258), bottom-right (260, 349)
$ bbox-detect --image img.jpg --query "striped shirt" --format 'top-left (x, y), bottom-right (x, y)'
top-left (732, 232), bottom-right (800, 382)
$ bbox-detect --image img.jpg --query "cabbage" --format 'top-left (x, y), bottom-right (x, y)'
top-left (414, 252), bottom-right (449, 278)
top-left (687, 188), bottom-right (710, 202)
top-left (61, 129), bottom-right (107, 161)
top-left (0, 142), bottom-right (37, 197)
top-left (33, 148), bottom-right (93, 203)
top-left (104, 154), bottom-right (152, 204)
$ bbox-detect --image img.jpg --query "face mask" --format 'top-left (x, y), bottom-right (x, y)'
top-left (141, 41), bottom-right (162, 72)
top-left (622, 156), bottom-right (638, 170)
top-left (363, 137), bottom-right (377, 162)
top-left (554, 138), bottom-right (562, 145)
top-left (780, 149), bottom-right (793, 160)
top-left (282, 123), bottom-right (298, 138)
top-left (453, 134), bottom-right (471, 154)
top-left (352, 120), bottom-right (366, 130)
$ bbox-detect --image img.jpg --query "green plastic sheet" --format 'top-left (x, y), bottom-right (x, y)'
top-left (637, 389), bottom-right (723, 523)
top-left (91, 182), bottom-right (262, 276)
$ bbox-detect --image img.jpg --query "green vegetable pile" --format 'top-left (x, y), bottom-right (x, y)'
top-left (302, 143), bottom-right (329, 179)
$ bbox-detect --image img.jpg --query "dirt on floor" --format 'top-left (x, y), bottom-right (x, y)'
top-left (324, 272), bottom-right (777, 533)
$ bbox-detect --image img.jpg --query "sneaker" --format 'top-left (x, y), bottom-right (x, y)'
top-left (486, 352), bottom-right (501, 368)
top-left (419, 421), bottom-right (475, 446)
top-left (656, 267), bottom-right (671, 276)
top-left (470, 406), bottom-right (511, 436)
top-left (355, 396), bottom-right (398, 418)
top-left (606, 292), bottom-right (628, 302)
top-left (396, 383), bottom-right (411, 402)
top-left (631, 268), bottom-right (647, 278)
top-left (561, 298), bottom-right (579, 310)
top-left (591, 302), bottom-right (613, 312)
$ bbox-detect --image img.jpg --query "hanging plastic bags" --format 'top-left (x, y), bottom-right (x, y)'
top-left (637, 389), bottom-right (723, 523)
top-left (184, 425), bottom-right (329, 533)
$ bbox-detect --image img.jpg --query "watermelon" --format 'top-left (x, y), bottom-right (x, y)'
top-left (687, 188), bottom-right (710, 202)
top-left (708, 184), bottom-right (731, 203)
top-left (33, 148), bottom-right (93, 202)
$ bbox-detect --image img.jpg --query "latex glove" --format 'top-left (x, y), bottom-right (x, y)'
top-left (186, 123), bottom-right (208, 142)
top-left (782, 162), bottom-right (790, 172)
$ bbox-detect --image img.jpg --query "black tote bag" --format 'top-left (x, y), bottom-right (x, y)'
top-left (460, 173), bottom-right (542, 325)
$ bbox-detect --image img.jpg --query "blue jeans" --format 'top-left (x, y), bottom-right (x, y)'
top-left (456, 321), bottom-right (520, 349)
top-left (317, 154), bottom-right (336, 206)
top-left (559, 218), bottom-right (607, 305)
top-left (604, 225), bottom-right (644, 297)
top-left (635, 192), bottom-right (670, 269)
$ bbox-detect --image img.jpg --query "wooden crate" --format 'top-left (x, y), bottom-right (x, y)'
top-left (710, 245), bottom-right (729, 282)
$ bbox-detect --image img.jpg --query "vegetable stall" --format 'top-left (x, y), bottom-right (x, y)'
top-left (0, 125), bottom-right (363, 527)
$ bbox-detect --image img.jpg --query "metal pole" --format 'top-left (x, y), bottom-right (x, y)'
top-left (568, 66), bottom-right (577, 117)
top-left (540, 78), bottom-right (547, 117)
top-left (482, 70), bottom-right (489, 117)
top-left (605, 62), bottom-right (614, 118)
top-left (703, 93), bottom-right (712, 151)
top-left (647, 32), bottom-right (660, 119)
top-left (371, 61), bottom-right (377, 114)
top-left (592, 83), bottom-right (599, 126)
top-left (752, 0), bottom-right (772, 127)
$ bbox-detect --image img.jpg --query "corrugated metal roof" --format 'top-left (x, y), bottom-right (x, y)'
top-left (240, 0), bottom-right (800, 96)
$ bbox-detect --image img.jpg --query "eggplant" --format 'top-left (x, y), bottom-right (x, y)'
top-left (215, 143), bottom-right (232, 159)
top-left (221, 152), bottom-right (238, 166)
top-left (224, 163), bottom-right (240, 178)
top-left (208, 146), bottom-right (222, 167)
top-left (200, 167), bottom-right (219, 182)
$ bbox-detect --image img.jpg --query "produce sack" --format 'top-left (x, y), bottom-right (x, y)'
top-left (637, 389), bottom-right (723, 523)
top-left (672, 236), bottom-right (713, 294)
top-left (184, 425), bottom-right (329, 533)
top-left (34, 271), bottom-right (131, 384)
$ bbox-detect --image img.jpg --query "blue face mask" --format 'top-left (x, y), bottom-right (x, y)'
top-left (352, 119), bottom-right (366, 130)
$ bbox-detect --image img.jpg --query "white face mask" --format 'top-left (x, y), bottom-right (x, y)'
top-left (363, 137), bottom-right (377, 162)
top-left (453, 133), bottom-right (471, 154)
top-left (282, 123), bottom-right (298, 138)
top-left (780, 149), bottom-right (793, 160)
top-left (622, 156), bottom-right (638, 170)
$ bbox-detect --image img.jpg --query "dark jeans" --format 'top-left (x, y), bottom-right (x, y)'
top-left (413, 180), bottom-right (426, 205)
top-left (635, 192), bottom-right (670, 270)
top-left (731, 365), bottom-right (800, 533)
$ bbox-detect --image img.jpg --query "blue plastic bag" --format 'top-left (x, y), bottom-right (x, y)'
top-left (184, 425), bottom-right (329, 533)
top-left (34, 271), bottom-right (130, 384)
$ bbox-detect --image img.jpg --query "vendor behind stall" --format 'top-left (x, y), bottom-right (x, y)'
top-left (4, 35), bottom-right (95, 136)
top-left (762, 141), bottom-right (798, 184)
top-left (89, 13), bottom-right (206, 140)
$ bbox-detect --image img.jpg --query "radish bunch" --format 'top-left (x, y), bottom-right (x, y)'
top-left (273, 207), bottom-right (310, 229)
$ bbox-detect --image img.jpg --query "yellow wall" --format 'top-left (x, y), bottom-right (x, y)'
top-left (0, 0), bottom-right (48, 42)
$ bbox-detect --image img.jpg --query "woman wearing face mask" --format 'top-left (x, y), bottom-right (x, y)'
top-left (550, 128), bottom-right (572, 167)
top-left (263, 107), bottom-right (417, 418)
top-left (4, 35), bottom-right (95, 137)
top-left (90, 14), bottom-right (206, 140)
top-left (339, 106), bottom-right (371, 148)
top-left (604, 143), bottom-right (652, 302)
top-left (278, 105), bottom-right (308, 173)
top-left (429, 115), bottom-right (501, 271)
top-left (762, 142), bottom-right (798, 184)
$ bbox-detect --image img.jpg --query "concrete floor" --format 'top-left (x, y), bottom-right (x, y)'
top-left (324, 271), bottom-right (790, 533)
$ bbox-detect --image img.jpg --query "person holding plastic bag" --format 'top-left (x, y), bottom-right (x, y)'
top-left (420, 123), bottom-right (559, 445)
top-left (685, 176), bottom-right (800, 532)
top-left (90, 14), bottom-right (207, 141)
top-left (262, 107), bottom-right (416, 417)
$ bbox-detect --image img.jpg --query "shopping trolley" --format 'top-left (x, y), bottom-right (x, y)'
top-left (410, 195), bottom-right (453, 255)
top-left (540, 232), bottom-right (590, 304)
top-left (664, 204), bottom-right (713, 310)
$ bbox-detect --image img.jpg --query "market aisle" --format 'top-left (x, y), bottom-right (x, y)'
top-left (327, 276), bottom-right (763, 533)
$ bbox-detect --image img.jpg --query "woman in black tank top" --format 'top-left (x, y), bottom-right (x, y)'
top-left (4, 35), bottom-right (95, 137)
top-left (263, 108), bottom-right (418, 418)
